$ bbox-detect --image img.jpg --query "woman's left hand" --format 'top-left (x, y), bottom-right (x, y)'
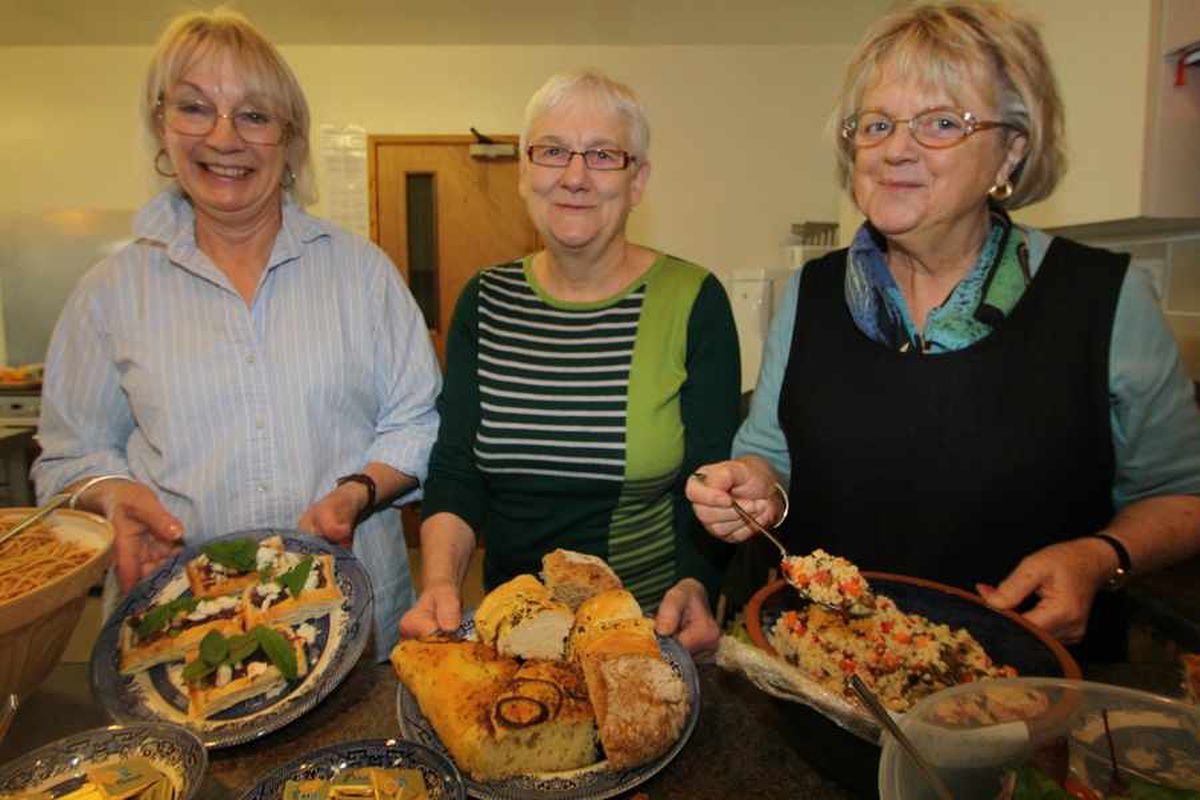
top-left (976, 537), bottom-right (1117, 644)
top-left (655, 578), bottom-right (721, 658)
top-left (297, 482), bottom-right (367, 547)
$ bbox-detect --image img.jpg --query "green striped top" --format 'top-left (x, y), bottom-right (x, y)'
top-left (423, 252), bottom-right (740, 609)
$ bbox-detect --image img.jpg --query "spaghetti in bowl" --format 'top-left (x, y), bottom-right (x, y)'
top-left (0, 508), bottom-right (113, 698)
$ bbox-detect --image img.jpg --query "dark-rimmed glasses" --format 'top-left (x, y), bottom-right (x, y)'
top-left (841, 108), bottom-right (1022, 149)
top-left (157, 97), bottom-right (287, 146)
top-left (526, 145), bottom-right (636, 171)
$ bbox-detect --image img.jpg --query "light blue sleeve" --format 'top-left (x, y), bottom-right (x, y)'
top-left (1110, 266), bottom-right (1200, 506)
top-left (731, 267), bottom-right (801, 483)
top-left (361, 242), bottom-right (443, 504)
top-left (30, 266), bottom-right (135, 501)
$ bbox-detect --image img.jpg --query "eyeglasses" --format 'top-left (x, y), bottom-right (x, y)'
top-left (841, 107), bottom-right (1021, 149)
top-left (526, 145), bottom-right (637, 171)
top-left (157, 97), bottom-right (287, 146)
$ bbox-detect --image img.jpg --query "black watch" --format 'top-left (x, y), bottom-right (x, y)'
top-left (1090, 533), bottom-right (1132, 591)
top-left (335, 473), bottom-right (377, 524)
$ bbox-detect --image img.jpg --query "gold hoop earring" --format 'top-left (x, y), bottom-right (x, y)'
top-left (988, 181), bottom-right (1014, 201)
top-left (154, 149), bottom-right (177, 178)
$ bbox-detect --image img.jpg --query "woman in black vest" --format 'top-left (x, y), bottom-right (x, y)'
top-left (688, 0), bottom-right (1200, 661)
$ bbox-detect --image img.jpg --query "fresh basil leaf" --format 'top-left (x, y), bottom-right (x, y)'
top-left (198, 630), bottom-right (229, 666)
top-left (253, 625), bottom-right (298, 680)
top-left (1012, 765), bottom-right (1074, 800)
top-left (182, 657), bottom-right (217, 684)
top-left (203, 539), bottom-right (258, 572)
top-left (227, 632), bottom-right (260, 664)
top-left (134, 596), bottom-right (198, 640)
top-left (279, 556), bottom-right (314, 599)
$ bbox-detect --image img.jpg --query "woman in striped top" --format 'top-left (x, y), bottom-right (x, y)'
top-left (400, 71), bottom-right (740, 654)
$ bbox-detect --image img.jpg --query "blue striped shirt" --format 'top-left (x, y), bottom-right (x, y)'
top-left (32, 188), bottom-right (442, 659)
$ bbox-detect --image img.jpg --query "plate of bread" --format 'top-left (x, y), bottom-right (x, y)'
top-left (391, 549), bottom-right (699, 800)
top-left (90, 529), bottom-right (372, 748)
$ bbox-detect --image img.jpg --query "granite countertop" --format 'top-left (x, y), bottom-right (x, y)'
top-left (0, 660), bottom-right (853, 800)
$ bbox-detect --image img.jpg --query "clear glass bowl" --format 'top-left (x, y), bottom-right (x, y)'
top-left (879, 677), bottom-right (1200, 799)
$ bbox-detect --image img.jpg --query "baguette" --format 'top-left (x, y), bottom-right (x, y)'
top-left (185, 626), bottom-right (309, 718)
top-left (119, 594), bottom-right (245, 674)
top-left (186, 535), bottom-right (286, 599)
top-left (242, 554), bottom-right (342, 628)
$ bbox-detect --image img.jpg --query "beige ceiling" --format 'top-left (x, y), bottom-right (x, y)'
top-left (2, 0), bottom-right (893, 46)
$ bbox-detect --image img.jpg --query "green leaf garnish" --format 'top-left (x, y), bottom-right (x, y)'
top-left (227, 632), bottom-right (260, 664)
top-left (133, 596), bottom-right (198, 640)
top-left (279, 556), bottom-right (314, 599)
top-left (182, 656), bottom-right (217, 683)
top-left (253, 625), bottom-right (298, 680)
top-left (198, 629), bottom-right (229, 666)
top-left (203, 539), bottom-right (259, 572)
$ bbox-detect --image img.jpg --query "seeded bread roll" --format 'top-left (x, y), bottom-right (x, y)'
top-left (566, 589), bottom-right (647, 659)
top-left (540, 549), bottom-right (623, 610)
top-left (474, 574), bottom-right (574, 661)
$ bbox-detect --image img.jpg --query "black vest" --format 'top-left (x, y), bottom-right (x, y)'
top-left (778, 237), bottom-right (1128, 659)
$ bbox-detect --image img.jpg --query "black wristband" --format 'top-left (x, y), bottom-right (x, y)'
top-left (335, 473), bottom-right (377, 524)
top-left (1089, 533), bottom-right (1132, 591)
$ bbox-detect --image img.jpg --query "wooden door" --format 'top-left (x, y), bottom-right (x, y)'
top-left (370, 135), bottom-right (538, 362)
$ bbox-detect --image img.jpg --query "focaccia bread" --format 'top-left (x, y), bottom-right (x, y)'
top-left (242, 554), bottom-right (342, 628)
top-left (540, 549), bottom-right (623, 610)
top-left (186, 535), bottom-right (286, 599)
top-left (390, 638), bottom-right (598, 781)
top-left (120, 594), bottom-right (245, 674)
top-left (474, 574), bottom-right (574, 661)
top-left (186, 626), bottom-right (309, 718)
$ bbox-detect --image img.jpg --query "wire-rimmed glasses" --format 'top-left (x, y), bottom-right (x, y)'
top-left (526, 145), bottom-right (637, 171)
top-left (157, 97), bottom-right (288, 146)
top-left (841, 107), bottom-right (1022, 149)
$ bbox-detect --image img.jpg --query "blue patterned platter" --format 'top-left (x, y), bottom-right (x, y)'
top-left (395, 617), bottom-right (700, 800)
top-left (0, 723), bottom-right (206, 800)
top-left (238, 738), bottom-right (466, 800)
top-left (91, 529), bottom-right (373, 749)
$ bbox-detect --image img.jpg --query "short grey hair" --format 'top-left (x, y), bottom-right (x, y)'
top-left (520, 70), bottom-right (650, 161)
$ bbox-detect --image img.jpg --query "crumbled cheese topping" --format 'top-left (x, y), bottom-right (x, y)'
top-left (247, 661), bottom-right (269, 679)
top-left (186, 594), bottom-right (240, 621)
top-left (304, 566), bottom-right (320, 591)
top-left (295, 623), bottom-right (318, 645)
top-left (215, 664), bottom-right (232, 687)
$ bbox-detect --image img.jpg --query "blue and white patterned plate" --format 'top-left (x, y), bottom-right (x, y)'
top-left (91, 529), bottom-right (373, 749)
top-left (237, 738), bottom-right (466, 800)
top-left (395, 617), bottom-right (700, 800)
top-left (0, 723), bottom-right (207, 800)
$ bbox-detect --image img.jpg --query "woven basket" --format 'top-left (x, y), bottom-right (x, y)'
top-left (0, 509), bottom-right (113, 699)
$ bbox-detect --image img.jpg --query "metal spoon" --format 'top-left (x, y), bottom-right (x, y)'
top-left (0, 494), bottom-right (70, 549)
top-left (0, 694), bottom-right (18, 743)
top-left (848, 675), bottom-right (955, 800)
top-left (692, 471), bottom-right (874, 617)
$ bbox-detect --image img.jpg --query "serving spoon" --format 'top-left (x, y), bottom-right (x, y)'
top-left (849, 675), bottom-right (955, 800)
top-left (691, 472), bottom-right (875, 617)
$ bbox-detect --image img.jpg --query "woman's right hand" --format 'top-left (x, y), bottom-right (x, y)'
top-left (686, 456), bottom-right (784, 543)
top-left (82, 480), bottom-right (184, 591)
top-left (399, 580), bottom-right (463, 639)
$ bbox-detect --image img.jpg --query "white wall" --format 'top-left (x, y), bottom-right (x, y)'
top-left (2, 43), bottom-right (850, 270)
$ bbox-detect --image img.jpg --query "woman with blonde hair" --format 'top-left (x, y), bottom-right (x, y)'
top-left (689, 0), bottom-right (1200, 661)
top-left (33, 9), bottom-right (440, 658)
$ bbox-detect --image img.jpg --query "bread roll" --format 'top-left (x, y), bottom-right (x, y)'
top-left (593, 655), bottom-right (689, 769)
top-left (474, 575), bottom-right (573, 661)
top-left (566, 589), bottom-right (647, 659)
top-left (540, 549), bottom-right (623, 610)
